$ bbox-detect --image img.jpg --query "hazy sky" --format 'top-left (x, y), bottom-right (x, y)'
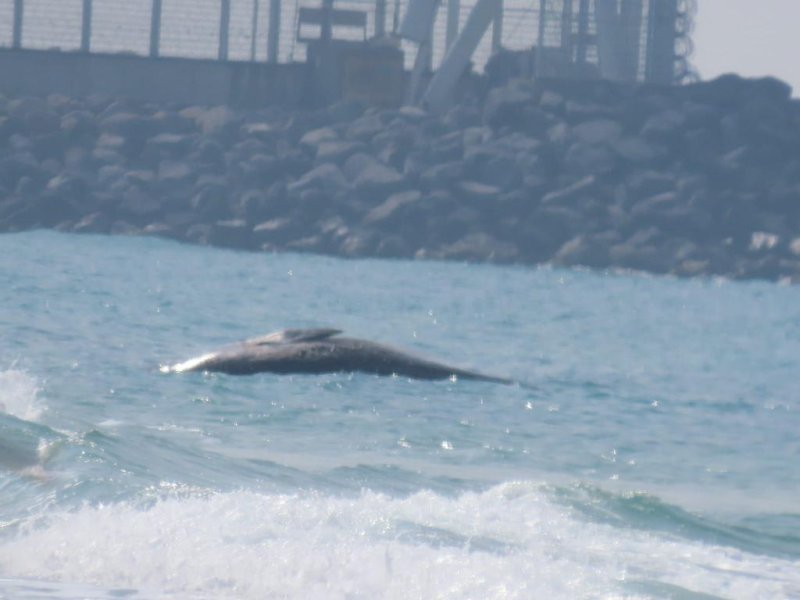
top-left (693, 0), bottom-right (800, 96)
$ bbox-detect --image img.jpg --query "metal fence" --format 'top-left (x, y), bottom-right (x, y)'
top-left (0, 0), bottom-right (546, 71)
top-left (0, 0), bottom-right (692, 79)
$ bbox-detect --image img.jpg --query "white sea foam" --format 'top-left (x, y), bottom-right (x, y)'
top-left (0, 482), bottom-right (796, 599)
top-left (160, 352), bottom-right (217, 374)
top-left (0, 370), bottom-right (45, 422)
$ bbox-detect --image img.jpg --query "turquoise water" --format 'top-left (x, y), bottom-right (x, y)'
top-left (0, 230), bottom-right (798, 599)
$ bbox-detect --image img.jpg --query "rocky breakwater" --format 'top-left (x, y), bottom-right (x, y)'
top-left (1, 73), bottom-right (799, 282)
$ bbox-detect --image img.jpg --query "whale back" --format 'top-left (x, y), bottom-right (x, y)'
top-left (245, 328), bottom-right (342, 346)
top-left (166, 328), bottom-right (518, 385)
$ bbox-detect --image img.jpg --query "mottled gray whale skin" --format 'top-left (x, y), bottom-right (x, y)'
top-left (163, 328), bottom-right (514, 384)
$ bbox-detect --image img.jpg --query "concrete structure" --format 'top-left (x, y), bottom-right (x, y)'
top-left (0, 0), bottom-right (693, 109)
top-left (534, 0), bottom-right (695, 85)
top-left (0, 47), bottom-right (310, 108)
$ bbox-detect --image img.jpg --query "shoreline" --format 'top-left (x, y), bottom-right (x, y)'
top-left (1, 73), bottom-right (798, 283)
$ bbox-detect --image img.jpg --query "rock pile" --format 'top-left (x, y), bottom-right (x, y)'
top-left (1, 73), bottom-right (799, 282)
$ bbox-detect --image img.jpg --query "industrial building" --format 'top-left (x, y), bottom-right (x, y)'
top-left (0, 0), bottom-right (696, 107)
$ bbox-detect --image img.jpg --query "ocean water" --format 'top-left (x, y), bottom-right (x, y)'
top-left (0, 230), bottom-right (798, 599)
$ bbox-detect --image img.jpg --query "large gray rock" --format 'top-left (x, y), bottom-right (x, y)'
top-left (100, 112), bottom-right (151, 139)
top-left (629, 191), bottom-right (702, 235)
top-left (191, 185), bottom-right (231, 220)
top-left (208, 219), bottom-right (252, 249)
top-left (480, 155), bottom-right (522, 191)
top-left (72, 211), bottom-right (111, 234)
top-left (608, 240), bottom-right (671, 273)
top-left (338, 228), bottom-right (379, 258)
top-left (344, 153), bottom-right (405, 197)
top-left (299, 127), bottom-right (338, 148)
top-left (144, 133), bottom-right (194, 162)
top-left (640, 109), bottom-right (686, 144)
top-left (611, 136), bottom-right (667, 165)
top-left (97, 165), bottom-right (125, 189)
top-left (315, 140), bottom-right (364, 165)
top-left (342, 153), bottom-right (378, 180)
top-left (157, 160), bottom-right (195, 192)
top-left (572, 119), bottom-right (623, 145)
top-left (325, 99), bottom-right (366, 124)
top-left (564, 100), bottom-right (615, 123)
top-left (287, 163), bottom-right (349, 196)
top-left (564, 141), bottom-right (617, 176)
top-left (484, 86), bottom-right (535, 131)
top-left (7, 96), bottom-right (49, 119)
top-left (189, 139), bottom-right (226, 170)
top-left (402, 149), bottom-right (432, 179)
top-left (419, 161), bottom-right (464, 191)
top-left (462, 126), bottom-right (491, 148)
top-left (151, 110), bottom-right (196, 134)
top-left (457, 180), bottom-right (502, 202)
top-left (353, 162), bottom-right (406, 198)
top-left (234, 188), bottom-right (268, 222)
top-left (43, 173), bottom-right (90, 209)
top-left (363, 190), bottom-right (422, 226)
top-left (241, 121), bottom-right (282, 144)
top-left (346, 113), bottom-right (385, 141)
top-left (553, 232), bottom-right (620, 268)
top-left (626, 171), bottom-right (676, 201)
top-left (541, 176), bottom-right (597, 206)
top-left (118, 185), bottom-right (163, 222)
top-left (429, 130), bottom-right (464, 162)
top-left (23, 109), bottom-right (61, 135)
top-left (0, 152), bottom-right (42, 189)
top-left (230, 138), bottom-right (269, 160)
top-left (253, 217), bottom-right (298, 247)
top-left (493, 131), bottom-right (542, 155)
top-left (239, 153), bottom-right (280, 186)
top-left (182, 105), bottom-right (239, 138)
top-left (436, 232), bottom-right (519, 263)
top-left (539, 90), bottom-right (565, 114)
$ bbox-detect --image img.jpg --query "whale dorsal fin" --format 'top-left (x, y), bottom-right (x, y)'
top-left (245, 328), bottom-right (342, 346)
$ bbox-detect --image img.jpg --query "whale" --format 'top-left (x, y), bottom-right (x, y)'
top-left (162, 328), bottom-right (514, 384)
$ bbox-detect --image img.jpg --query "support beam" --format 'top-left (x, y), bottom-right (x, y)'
top-left (595, 0), bottom-right (644, 81)
top-left (620, 0), bottom-right (643, 80)
top-left (375, 0), bottom-right (387, 37)
top-left (536, 0), bottom-right (546, 48)
top-left (491, 0), bottom-right (502, 53)
top-left (422, 0), bottom-right (500, 112)
top-left (399, 0), bottom-right (440, 43)
top-left (12, 0), bottom-right (23, 49)
top-left (646, 0), bottom-right (678, 84)
top-left (320, 0), bottom-right (334, 43)
top-left (81, 0), bottom-right (92, 52)
top-left (446, 0), bottom-right (460, 50)
top-left (575, 0), bottom-right (590, 66)
top-left (250, 0), bottom-right (259, 61)
top-left (268, 0), bottom-right (280, 62)
top-left (392, 0), bottom-right (401, 34)
top-left (595, 0), bottom-right (622, 80)
top-left (560, 0), bottom-right (572, 59)
top-left (219, 0), bottom-right (230, 60)
top-left (424, 10), bottom-right (434, 71)
top-left (406, 40), bottom-right (431, 105)
top-left (150, 0), bottom-right (162, 57)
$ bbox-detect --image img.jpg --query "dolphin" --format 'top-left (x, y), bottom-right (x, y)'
top-left (162, 328), bottom-right (514, 384)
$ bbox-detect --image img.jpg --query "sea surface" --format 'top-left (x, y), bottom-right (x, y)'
top-left (0, 230), bottom-right (798, 599)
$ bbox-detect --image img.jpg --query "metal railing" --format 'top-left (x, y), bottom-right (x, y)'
top-left (0, 0), bottom-right (692, 79)
top-left (0, 0), bottom-right (538, 70)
